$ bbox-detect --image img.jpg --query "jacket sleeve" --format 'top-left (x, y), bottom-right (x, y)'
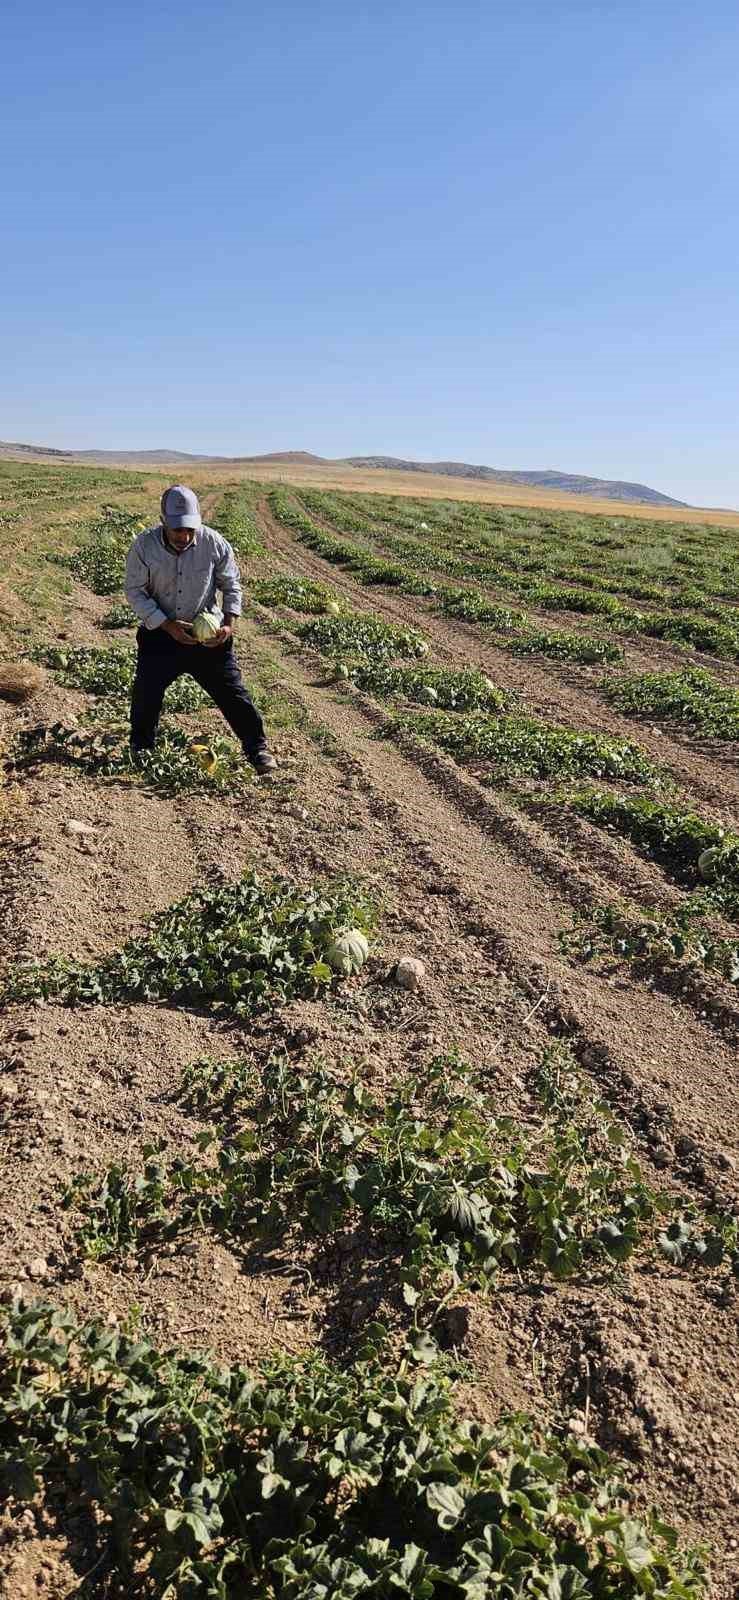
top-left (215, 538), bottom-right (242, 617)
top-left (125, 538), bottom-right (168, 630)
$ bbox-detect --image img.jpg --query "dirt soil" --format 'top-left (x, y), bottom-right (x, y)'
top-left (1, 490), bottom-right (738, 1598)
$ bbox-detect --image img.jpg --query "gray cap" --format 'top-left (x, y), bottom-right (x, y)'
top-left (160, 484), bottom-right (202, 531)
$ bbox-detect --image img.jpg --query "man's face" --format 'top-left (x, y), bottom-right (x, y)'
top-left (165, 524), bottom-right (197, 552)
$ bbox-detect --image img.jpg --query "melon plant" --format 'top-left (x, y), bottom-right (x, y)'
top-left (252, 576), bottom-right (336, 614)
top-left (30, 644), bottom-right (207, 711)
top-left (0, 1299), bottom-right (708, 1600)
top-left (298, 612), bottom-right (429, 662)
top-left (387, 709), bottom-right (659, 784)
top-left (1, 872), bottom-right (376, 1015)
top-left (604, 666), bottom-right (739, 739)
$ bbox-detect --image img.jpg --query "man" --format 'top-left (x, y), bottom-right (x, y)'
top-left (125, 485), bottom-right (277, 774)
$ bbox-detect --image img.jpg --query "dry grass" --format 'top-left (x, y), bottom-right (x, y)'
top-left (0, 661), bottom-right (45, 704)
top-left (130, 461), bottom-right (739, 527)
top-left (4, 450), bottom-right (738, 526)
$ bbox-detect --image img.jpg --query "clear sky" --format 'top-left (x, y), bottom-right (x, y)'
top-left (3, 1), bottom-right (739, 506)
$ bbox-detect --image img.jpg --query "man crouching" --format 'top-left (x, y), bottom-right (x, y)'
top-left (125, 484), bottom-right (276, 774)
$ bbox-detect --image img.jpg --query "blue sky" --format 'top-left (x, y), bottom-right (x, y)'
top-left (3, 1), bottom-right (739, 506)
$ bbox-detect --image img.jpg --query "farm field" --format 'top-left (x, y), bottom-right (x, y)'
top-left (0, 457), bottom-right (738, 1598)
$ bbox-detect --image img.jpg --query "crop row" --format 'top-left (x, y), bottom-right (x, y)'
top-left (13, 718), bottom-right (252, 797)
top-left (1, 870), bottom-right (375, 1012)
top-left (299, 493), bottom-right (739, 660)
top-left (269, 490), bottom-right (626, 665)
top-left (64, 1048), bottom-right (738, 1294)
top-left (0, 1295), bottom-right (707, 1599)
top-left (313, 486), bottom-right (739, 602)
top-left (30, 642), bottom-right (207, 710)
top-left (213, 486), bottom-right (266, 558)
top-left (252, 584), bottom-right (664, 786)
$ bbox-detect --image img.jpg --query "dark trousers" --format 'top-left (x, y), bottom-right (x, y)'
top-left (130, 628), bottom-right (266, 754)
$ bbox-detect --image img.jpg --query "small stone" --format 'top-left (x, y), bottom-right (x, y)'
top-left (395, 956), bottom-right (426, 991)
top-left (15, 1027), bottom-right (38, 1042)
top-left (63, 819), bottom-right (94, 837)
top-left (27, 1257), bottom-right (49, 1282)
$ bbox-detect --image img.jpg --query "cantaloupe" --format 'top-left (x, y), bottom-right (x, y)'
top-left (325, 929), bottom-right (369, 975)
top-left (192, 611), bottom-right (221, 642)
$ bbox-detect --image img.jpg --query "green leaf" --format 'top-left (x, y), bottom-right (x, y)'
top-left (426, 1481), bottom-right (465, 1529)
top-left (410, 1330), bottom-right (439, 1366)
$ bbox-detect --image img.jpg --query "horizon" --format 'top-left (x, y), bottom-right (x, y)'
top-left (4, 2), bottom-right (739, 508)
top-left (0, 436), bottom-right (693, 506)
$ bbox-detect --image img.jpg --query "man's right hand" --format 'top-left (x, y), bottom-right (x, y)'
top-left (163, 620), bottom-right (196, 647)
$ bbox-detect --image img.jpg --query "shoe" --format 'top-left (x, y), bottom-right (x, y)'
top-left (248, 746), bottom-right (278, 775)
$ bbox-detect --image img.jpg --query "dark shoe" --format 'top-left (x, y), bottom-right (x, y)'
top-left (248, 746), bottom-right (277, 776)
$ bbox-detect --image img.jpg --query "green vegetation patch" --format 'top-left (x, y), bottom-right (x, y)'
top-left (341, 662), bottom-right (508, 712)
top-left (30, 643), bottom-right (207, 712)
top-left (12, 720), bottom-right (253, 798)
top-left (63, 504), bottom-right (144, 594)
top-left (252, 575), bottom-right (339, 614)
top-left (435, 587), bottom-right (526, 628)
top-left (213, 487), bottom-right (266, 559)
top-left (510, 628), bottom-right (623, 664)
top-left (63, 1047), bottom-right (738, 1298)
top-left (0, 1298), bottom-right (707, 1600)
top-left (387, 709), bottom-right (659, 783)
top-left (569, 790), bottom-right (739, 918)
top-left (99, 601), bottom-right (138, 629)
top-left (561, 899), bottom-right (739, 985)
top-left (2, 871), bottom-right (375, 1014)
top-left (604, 665), bottom-right (739, 739)
top-left (637, 611), bottom-right (739, 660)
top-left (298, 612), bottom-right (429, 662)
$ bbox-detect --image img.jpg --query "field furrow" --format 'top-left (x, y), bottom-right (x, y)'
top-left (1, 461), bottom-right (737, 1599)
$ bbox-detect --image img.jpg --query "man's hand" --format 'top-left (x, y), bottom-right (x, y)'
top-left (202, 622), bottom-right (234, 649)
top-left (163, 620), bottom-right (196, 647)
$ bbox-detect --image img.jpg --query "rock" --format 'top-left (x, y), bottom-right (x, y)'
top-left (63, 819), bottom-right (94, 837)
top-left (15, 1027), bottom-right (37, 1042)
top-left (395, 956), bottom-right (426, 991)
top-left (27, 1257), bottom-right (49, 1282)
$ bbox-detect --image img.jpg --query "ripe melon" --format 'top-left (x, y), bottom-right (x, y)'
top-left (325, 929), bottom-right (369, 975)
top-left (698, 846), bottom-right (724, 881)
top-left (192, 611), bottom-right (220, 642)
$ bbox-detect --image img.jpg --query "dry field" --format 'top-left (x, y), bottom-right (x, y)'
top-left (0, 459), bottom-right (737, 1598)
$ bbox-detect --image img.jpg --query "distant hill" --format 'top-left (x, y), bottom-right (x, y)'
top-left (344, 457), bottom-right (687, 507)
top-left (0, 439), bottom-right (687, 507)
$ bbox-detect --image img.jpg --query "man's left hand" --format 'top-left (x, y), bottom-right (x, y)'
top-left (202, 624), bottom-right (233, 648)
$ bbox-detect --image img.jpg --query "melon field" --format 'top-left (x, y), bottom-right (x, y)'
top-left (0, 458), bottom-right (737, 1598)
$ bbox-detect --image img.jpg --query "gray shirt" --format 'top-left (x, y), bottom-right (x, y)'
top-left (125, 524), bottom-right (243, 631)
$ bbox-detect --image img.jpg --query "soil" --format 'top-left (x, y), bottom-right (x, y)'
top-left (1, 488), bottom-right (737, 1597)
